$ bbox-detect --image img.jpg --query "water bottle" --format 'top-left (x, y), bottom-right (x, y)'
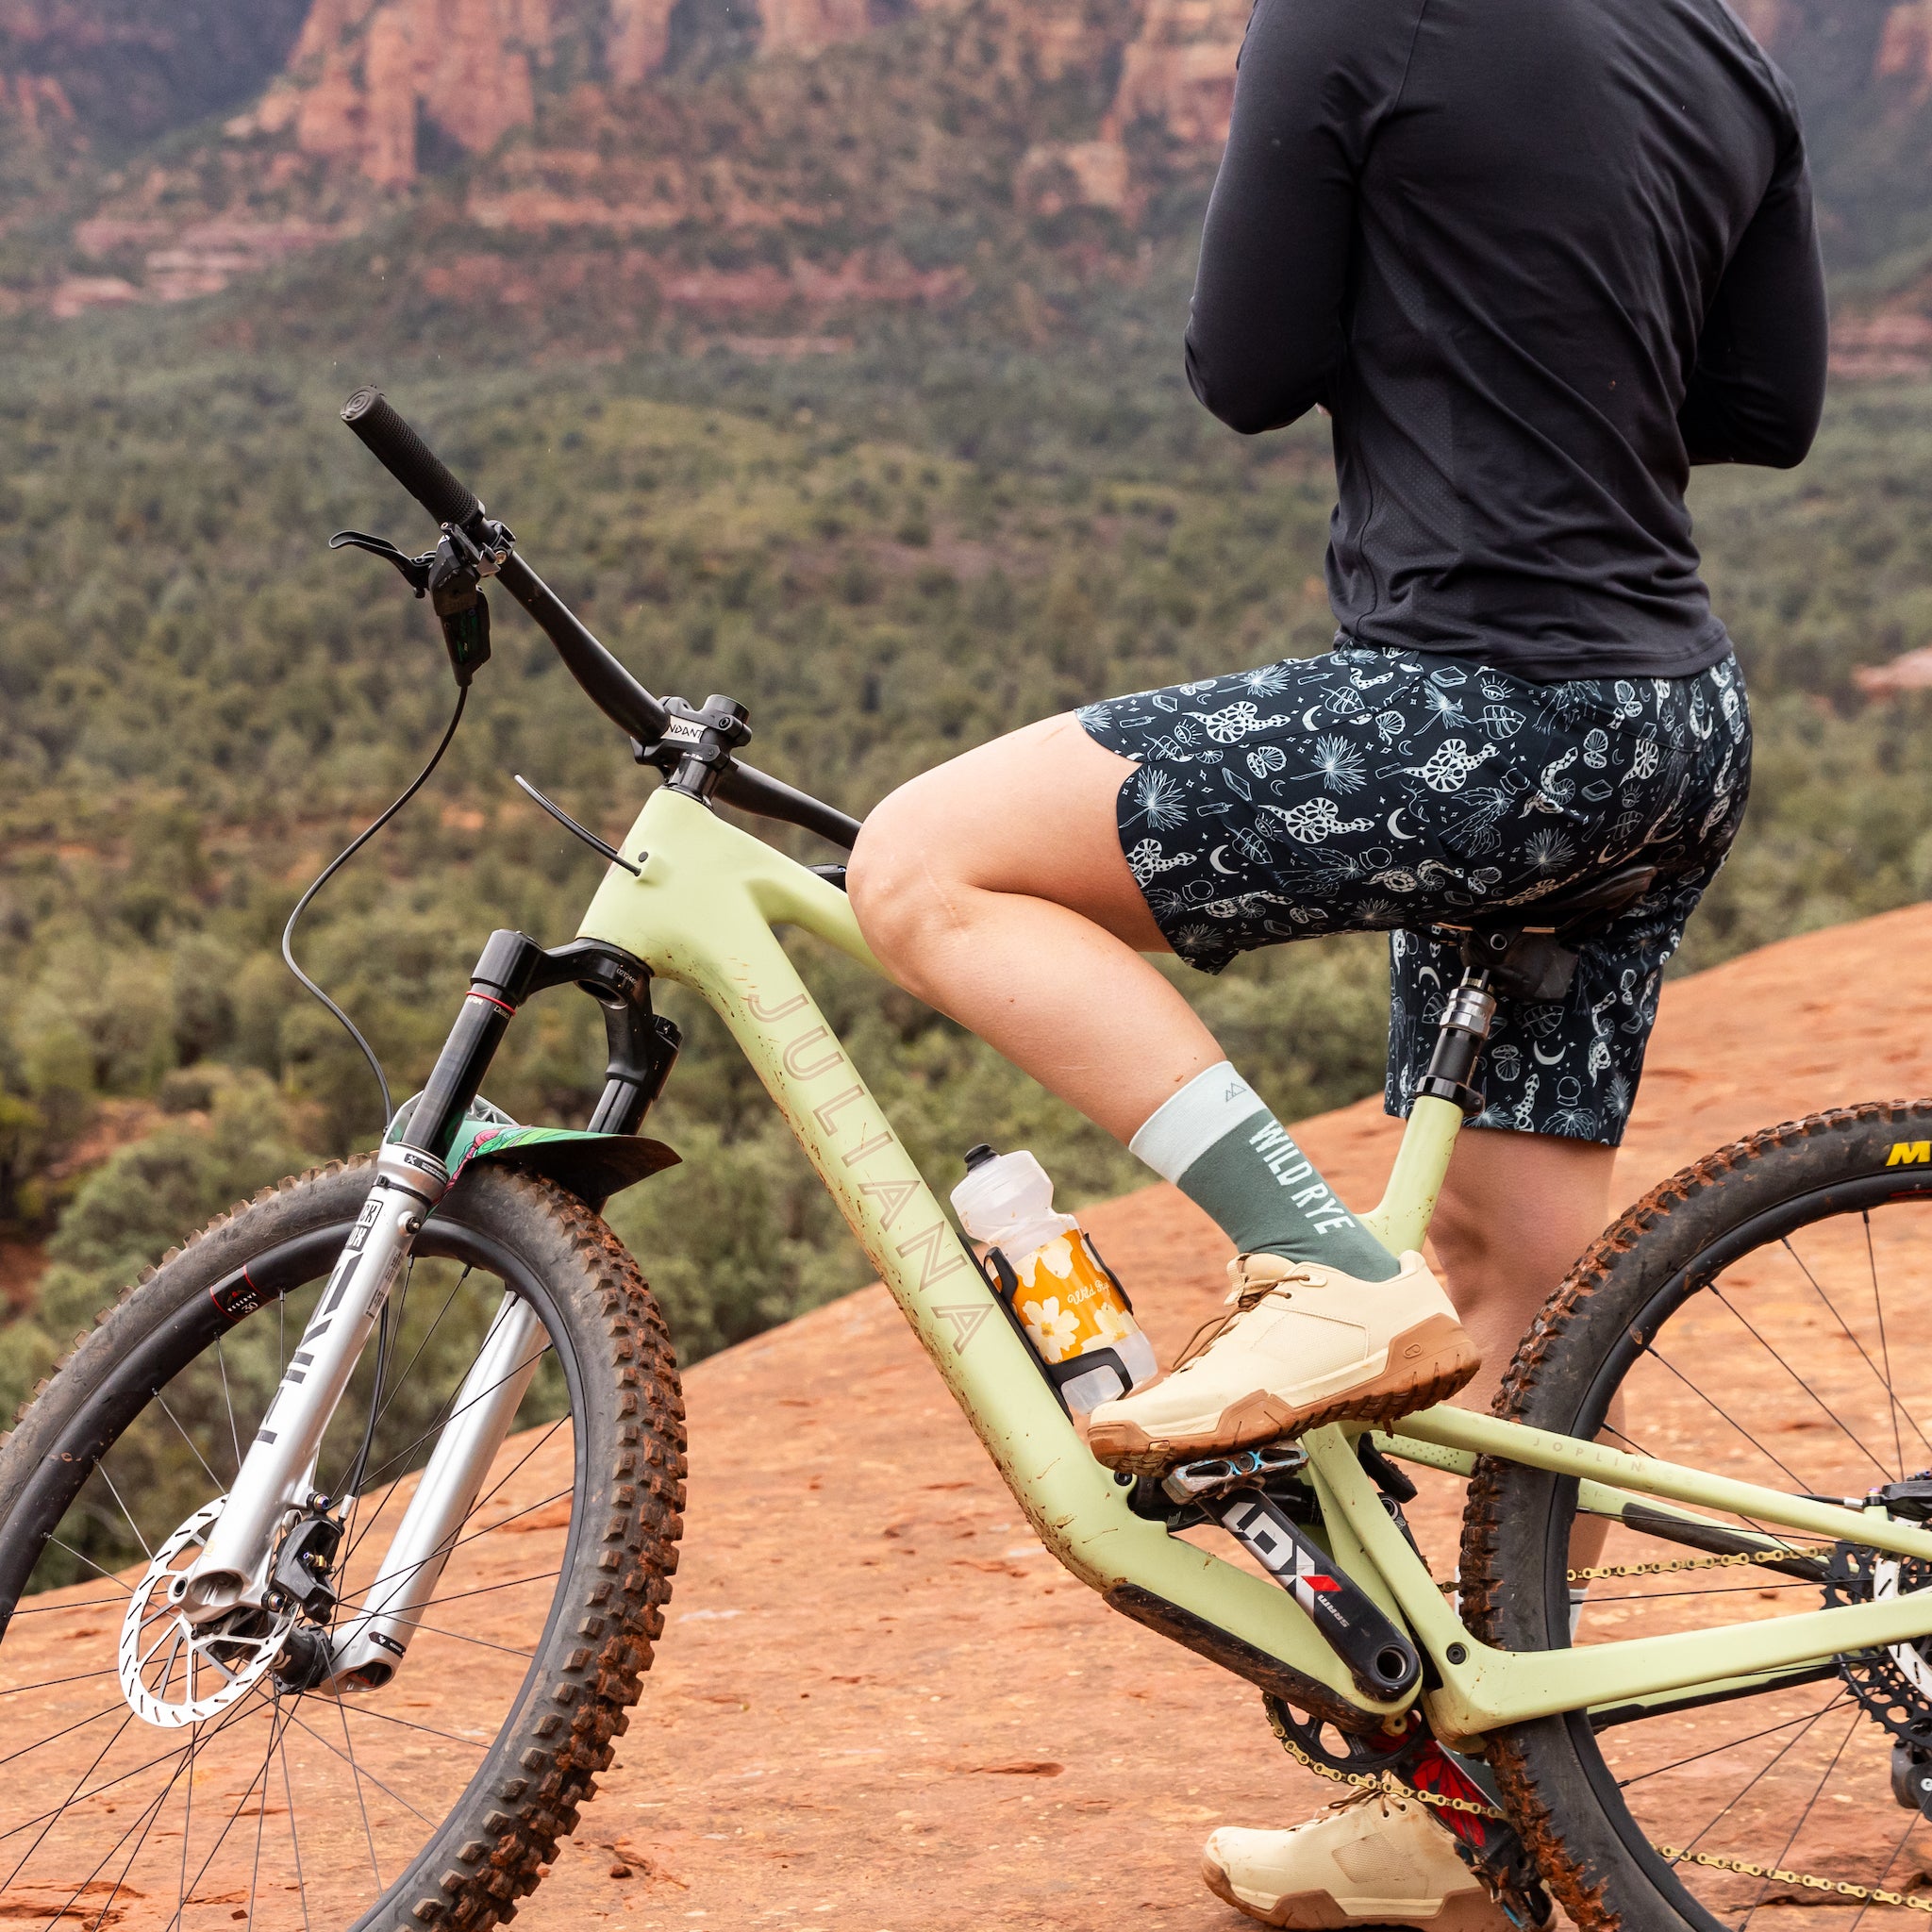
top-left (950, 1144), bottom-right (1158, 1412)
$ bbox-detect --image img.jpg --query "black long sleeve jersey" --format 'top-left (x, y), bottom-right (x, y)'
top-left (1186, 0), bottom-right (1829, 681)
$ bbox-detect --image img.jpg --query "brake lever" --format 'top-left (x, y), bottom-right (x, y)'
top-left (329, 529), bottom-right (435, 596)
top-left (331, 527), bottom-right (497, 687)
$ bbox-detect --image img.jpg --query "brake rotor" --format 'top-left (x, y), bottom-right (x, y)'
top-left (118, 1498), bottom-right (297, 1729)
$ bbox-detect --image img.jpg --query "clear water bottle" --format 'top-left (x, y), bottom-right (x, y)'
top-left (950, 1144), bottom-right (1158, 1412)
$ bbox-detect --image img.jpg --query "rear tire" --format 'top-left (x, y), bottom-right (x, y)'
top-left (1460, 1101), bottom-right (1932, 1929)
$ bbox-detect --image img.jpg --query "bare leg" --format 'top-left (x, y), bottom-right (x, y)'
top-left (848, 713), bottom-right (1224, 1141)
top-left (1429, 1127), bottom-right (1615, 1410)
top-left (1431, 1126), bottom-right (1620, 1569)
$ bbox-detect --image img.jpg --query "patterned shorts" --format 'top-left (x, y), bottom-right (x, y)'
top-left (1077, 645), bottom-right (1751, 1147)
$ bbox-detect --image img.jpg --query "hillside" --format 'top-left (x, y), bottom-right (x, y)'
top-left (6, 348), bottom-right (1932, 1423)
top-left (0, 0), bottom-right (1241, 341)
top-left (5, 0), bottom-right (1932, 353)
top-left (8, 902), bottom-right (1931, 1929)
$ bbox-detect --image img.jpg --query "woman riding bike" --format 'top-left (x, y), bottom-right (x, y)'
top-left (848, 0), bottom-right (1827, 1920)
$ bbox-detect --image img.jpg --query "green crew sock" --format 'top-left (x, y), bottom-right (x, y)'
top-left (1128, 1062), bottom-right (1401, 1282)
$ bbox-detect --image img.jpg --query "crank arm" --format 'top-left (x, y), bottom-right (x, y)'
top-left (325, 1291), bottom-right (550, 1690)
top-left (180, 1143), bottom-right (451, 1622)
top-left (1215, 1488), bottom-right (1422, 1702)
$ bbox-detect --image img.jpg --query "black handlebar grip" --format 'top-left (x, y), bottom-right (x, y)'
top-left (341, 387), bottom-right (485, 533)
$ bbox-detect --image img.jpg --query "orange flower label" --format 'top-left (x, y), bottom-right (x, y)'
top-left (1010, 1232), bottom-right (1137, 1366)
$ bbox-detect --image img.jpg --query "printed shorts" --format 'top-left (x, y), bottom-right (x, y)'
top-left (1077, 646), bottom-right (1751, 1147)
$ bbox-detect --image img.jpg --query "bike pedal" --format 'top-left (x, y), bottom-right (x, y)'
top-left (1160, 1442), bottom-right (1308, 1507)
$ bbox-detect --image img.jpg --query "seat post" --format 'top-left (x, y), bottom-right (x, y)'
top-left (1415, 969), bottom-right (1498, 1121)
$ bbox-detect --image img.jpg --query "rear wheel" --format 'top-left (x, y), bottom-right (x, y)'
top-left (1461, 1101), bottom-right (1932, 1929)
top-left (0, 1156), bottom-right (684, 1932)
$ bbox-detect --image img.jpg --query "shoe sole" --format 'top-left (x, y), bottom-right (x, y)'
top-left (1087, 1313), bottom-right (1479, 1474)
top-left (1201, 1851), bottom-right (1517, 1930)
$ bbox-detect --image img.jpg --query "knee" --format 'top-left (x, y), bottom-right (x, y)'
top-left (847, 774), bottom-right (965, 976)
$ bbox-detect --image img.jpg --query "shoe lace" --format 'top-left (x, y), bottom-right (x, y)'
top-left (1171, 1266), bottom-right (1319, 1371)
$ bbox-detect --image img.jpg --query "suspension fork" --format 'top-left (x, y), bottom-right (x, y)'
top-left (324, 1290), bottom-right (551, 1689)
top-left (180, 929), bottom-right (672, 1639)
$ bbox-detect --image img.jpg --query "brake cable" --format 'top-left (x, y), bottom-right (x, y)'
top-left (279, 683), bottom-right (468, 1127)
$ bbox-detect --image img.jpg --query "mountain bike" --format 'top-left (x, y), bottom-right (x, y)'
top-left (5, 390), bottom-right (1932, 1932)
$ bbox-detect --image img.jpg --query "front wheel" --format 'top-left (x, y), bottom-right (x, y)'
top-left (0, 1157), bottom-right (684, 1932)
top-left (1460, 1101), bottom-right (1932, 1929)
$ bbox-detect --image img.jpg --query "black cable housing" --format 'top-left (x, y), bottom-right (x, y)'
top-left (280, 685), bottom-right (469, 1126)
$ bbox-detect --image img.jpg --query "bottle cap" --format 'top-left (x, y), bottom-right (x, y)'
top-left (962, 1142), bottom-right (997, 1172)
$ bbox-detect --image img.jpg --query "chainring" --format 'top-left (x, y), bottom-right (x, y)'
top-left (1261, 1691), bottom-right (1433, 1777)
top-left (1824, 1544), bottom-right (1932, 1746)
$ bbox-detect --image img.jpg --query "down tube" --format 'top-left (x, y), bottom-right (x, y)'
top-left (575, 802), bottom-right (1399, 1721)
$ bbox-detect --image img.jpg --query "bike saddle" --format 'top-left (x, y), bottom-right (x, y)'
top-left (1434, 859), bottom-right (1659, 1003)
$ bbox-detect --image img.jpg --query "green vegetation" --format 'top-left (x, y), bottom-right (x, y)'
top-left (3, 325), bottom-right (1930, 1415)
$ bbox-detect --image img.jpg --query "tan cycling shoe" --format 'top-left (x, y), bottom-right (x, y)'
top-left (1086, 1251), bottom-right (1477, 1474)
top-left (1202, 1794), bottom-right (1534, 1930)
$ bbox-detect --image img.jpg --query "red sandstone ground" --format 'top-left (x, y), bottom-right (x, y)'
top-left (9, 903), bottom-right (1932, 1930)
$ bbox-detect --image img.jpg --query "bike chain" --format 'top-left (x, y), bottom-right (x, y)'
top-left (1267, 1664), bottom-right (1932, 1914)
top-left (1259, 1723), bottom-right (1932, 1916)
top-left (1263, 1703), bottom-right (1504, 1821)
top-left (1431, 1545), bottom-right (1805, 1596)
top-left (1654, 1846), bottom-right (1932, 1912)
top-left (1565, 1545), bottom-right (1809, 1583)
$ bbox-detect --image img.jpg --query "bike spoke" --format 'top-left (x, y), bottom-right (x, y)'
top-left (1671, 1690), bottom-right (1849, 1864)
top-left (383, 1621), bottom-right (536, 1659)
top-left (174, 1717), bottom-right (196, 1932)
top-left (277, 1690), bottom-right (313, 1932)
top-left (0, 1664), bottom-right (121, 1699)
top-left (370, 1262), bottom-right (472, 1438)
top-left (1636, 1342), bottom-right (1808, 1488)
top-left (244, 1695), bottom-right (285, 1932)
top-left (334, 1568), bottom-right (559, 1616)
top-left (348, 1335), bottom-right (554, 1502)
top-left (155, 1391), bottom-right (227, 1495)
top-left (76, 1731), bottom-right (204, 1932)
top-left (214, 1332), bottom-right (244, 1482)
top-left (46, 1536), bottom-right (135, 1593)
top-left (0, 1698), bottom-right (127, 1771)
top-left (337, 1685), bottom-right (384, 1892)
top-left (1848, 1809), bottom-right (1932, 1931)
top-left (1614, 1692), bottom-right (1849, 1790)
top-left (1861, 1212), bottom-right (1912, 1480)
top-left (2, 1708), bottom-right (137, 1892)
top-left (1779, 1229), bottom-right (1930, 1473)
top-left (276, 1706), bottom-right (439, 1828)
top-left (338, 1701), bottom-right (494, 1750)
top-left (330, 1483), bottom-right (575, 1620)
top-left (1740, 1704), bottom-right (1860, 1926)
top-left (1707, 1283), bottom-right (1892, 1482)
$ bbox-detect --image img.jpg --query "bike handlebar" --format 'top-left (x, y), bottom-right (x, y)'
top-left (492, 554), bottom-right (672, 744)
top-left (341, 387), bottom-right (487, 535)
top-left (340, 388), bottom-right (861, 853)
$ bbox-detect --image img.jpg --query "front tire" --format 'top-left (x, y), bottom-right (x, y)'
top-left (0, 1157), bottom-right (685, 1932)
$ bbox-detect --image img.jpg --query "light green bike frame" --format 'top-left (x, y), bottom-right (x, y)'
top-left (579, 786), bottom-right (1932, 1747)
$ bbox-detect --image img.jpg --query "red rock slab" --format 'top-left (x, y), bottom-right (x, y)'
top-left (13, 904), bottom-right (1932, 1930)
top-left (514, 904), bottom-right (1932, 1930)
